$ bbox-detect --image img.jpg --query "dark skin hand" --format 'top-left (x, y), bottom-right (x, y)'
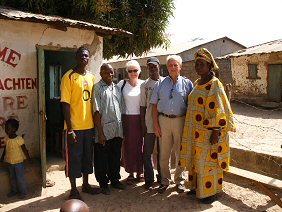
top-left (0, 147), bottom-right (5, 162)
top-left (140, 106), bottom-right (147, 136)
top-left (62, 102), bottom-right (77, 143)
top-left (21, 144), bottom-right (31, 160)
top-left (94, 112), bottom-right (106, 146)
top-left (210, 129), bottom-right (220, 145)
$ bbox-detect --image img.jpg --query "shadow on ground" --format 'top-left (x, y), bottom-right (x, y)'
top-left (2, 176), bottom-right (271, 212)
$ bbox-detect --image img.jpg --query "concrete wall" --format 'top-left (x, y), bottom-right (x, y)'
top-left (110, 38), bottom-right (243, 82)
top-left (231, 52), bottom-right (282, 98)
top-left (182, 58), bottom-right (232, 85)
top-left (0, 19), bottom-right (103, 158)
top-left (115, 57), bottom-right (232, 85)
top-left (230, 147), bottom-right (282, 180)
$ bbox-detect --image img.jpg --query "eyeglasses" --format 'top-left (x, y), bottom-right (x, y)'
top-left (169, 89), bottom-right (173, 99)
top-left (128, 69), bottom-right (138, 73)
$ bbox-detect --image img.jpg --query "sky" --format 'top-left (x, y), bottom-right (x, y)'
top-left (166, 0), bottom-right (282, 47)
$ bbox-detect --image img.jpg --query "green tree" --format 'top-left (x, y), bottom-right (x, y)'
top-left (0, 0), bottom-right (174, 59)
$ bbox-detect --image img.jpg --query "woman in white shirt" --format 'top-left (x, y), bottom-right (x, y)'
top-left (117, 60), bottom-right (144, 185)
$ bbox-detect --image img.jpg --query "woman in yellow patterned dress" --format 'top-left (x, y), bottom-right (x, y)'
top-left (180, 48), bottom-right (236, 204)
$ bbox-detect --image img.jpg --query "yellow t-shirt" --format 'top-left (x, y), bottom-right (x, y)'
top-left (4, 136), bottom-right (26, 164)
top-left (60, 69), bottom-right (95, 130)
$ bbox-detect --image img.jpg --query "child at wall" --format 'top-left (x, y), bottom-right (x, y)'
top-left (0, 118), bottom-right (30, 199)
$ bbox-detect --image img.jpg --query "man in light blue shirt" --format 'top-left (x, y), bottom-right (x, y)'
top-left (150, 55), bottom-right (193, 193)
top-left (92, 63), bottom-right (126, 195)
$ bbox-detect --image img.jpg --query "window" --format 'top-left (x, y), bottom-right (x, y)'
top-left (49, 64), bottom-right (62, 99)
top-left (247, 64), bottom-right (260, 79)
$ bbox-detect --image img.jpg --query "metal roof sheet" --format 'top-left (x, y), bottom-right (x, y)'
top-left (224, 39), bottom-right (282, 58)
top-left (107, 36), bottom-right (245, 63)
top-left (0, 7), bottom-right (132, 37)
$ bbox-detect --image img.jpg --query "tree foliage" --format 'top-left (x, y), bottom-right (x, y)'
top-left (0, 0), bottom-right (174, 59)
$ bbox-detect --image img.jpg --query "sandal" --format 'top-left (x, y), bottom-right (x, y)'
top-left (136, 174), bottom-right (144, 182)
top-left (82, 185), bottom-right (100, 195)
top-left (186, 189), bottom-right (196, 195)
top-left (126, 175), bottom-right (135, 185)
top-left (69, 189), bottom-right (82, 200)
top-left (46, 179), bottom-right (55, 187)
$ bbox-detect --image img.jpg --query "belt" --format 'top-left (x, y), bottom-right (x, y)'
top-left (159, 112), bottom-right (185, 118)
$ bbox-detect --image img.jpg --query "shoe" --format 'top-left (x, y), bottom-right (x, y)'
top-left (69, 189), bottom-right (82, 200)
top-left (158, 184), bottom-right (168, 193)
top-left (200, 195), bottom-right (217, 204)
top-left (112, 181), bottom-right (126, 190)
top-left (176, 184), bottom-right (185, 193)
top-left (136, 174), bottom-right (144, 182)
top-left (82, 185), bottom-right (100, 195)
top-left (125, 175), bottom-right (135, 185)
top-left (18, 193), bottom-right (26, 199)
top-left (186, 189), bottom-right (196, 195)
top-left (144, 182), bottom-right (153, 190)
top-left (156, 174), bottom-right (161, 184)
top-left (101, 187), bottom-right (110, 195)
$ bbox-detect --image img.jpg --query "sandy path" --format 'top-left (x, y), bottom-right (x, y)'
top-left (1, 167), bottom-right (281, 212)
top-left (0, 102), bottom-right (281, 212)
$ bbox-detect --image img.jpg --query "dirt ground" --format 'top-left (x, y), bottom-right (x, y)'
top-left (0, 102), bottom-right (281, 212)
top-left (230, 100), bottom-right (282, 158)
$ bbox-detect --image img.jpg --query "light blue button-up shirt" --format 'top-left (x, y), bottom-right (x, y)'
top-left (92, 80), bottom-right (123, 142)
top-left (150, 76), bottom-right (193, 116)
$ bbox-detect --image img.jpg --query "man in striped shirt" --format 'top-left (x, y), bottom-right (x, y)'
top-left (92, 63), bottom-right (126, 195)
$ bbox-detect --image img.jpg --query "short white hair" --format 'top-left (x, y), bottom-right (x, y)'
top-left (126, 60), bottom-right (141, 73)
top-left (166, 55), bottom-right (182, 65)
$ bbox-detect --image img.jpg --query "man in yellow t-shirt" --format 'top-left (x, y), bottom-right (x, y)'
top-left (60, 46), bottom-right (98, 200)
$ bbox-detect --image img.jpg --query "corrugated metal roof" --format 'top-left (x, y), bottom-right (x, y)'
top-left (0, 7), bottom-right (132, 37)
top-left (107, 36), bottom-right (245, 63)
top-left (224, 39), bottom-right (282, 58)
top-left (107, 39), bottom-right (209, 63)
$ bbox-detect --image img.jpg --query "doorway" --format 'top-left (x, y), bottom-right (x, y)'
top-left (44, 50), bottom-right (76, 157)
top-left (37, 47), bottom-right (76, 187)
top-left (268, 64), bottom-right (282, 102)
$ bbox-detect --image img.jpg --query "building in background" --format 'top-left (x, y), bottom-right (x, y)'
top-left (107, 36), bottom-right (245, 84)
top-left (0, 7), bottom-right (131, 189)
top-left (224, 39), bottom-right (282, 104)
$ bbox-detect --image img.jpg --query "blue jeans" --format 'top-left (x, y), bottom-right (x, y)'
top-left (8, 162), bottom-right (27, 194)
top-left (143, 133), bottom-right (161, 184)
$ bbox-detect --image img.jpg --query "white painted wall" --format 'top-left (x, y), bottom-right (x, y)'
top-left (0, 19), bottom-right (103, 157)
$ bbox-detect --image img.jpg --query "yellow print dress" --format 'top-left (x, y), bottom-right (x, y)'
top-left (180, 77), bottom-right (236, 199)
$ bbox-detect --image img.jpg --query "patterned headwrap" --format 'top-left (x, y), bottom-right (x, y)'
top-left (194, 48), bottom-right (219, 70)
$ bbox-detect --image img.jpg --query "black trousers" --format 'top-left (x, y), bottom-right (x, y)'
top-left (94, 137), bottom-right (122, 188)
